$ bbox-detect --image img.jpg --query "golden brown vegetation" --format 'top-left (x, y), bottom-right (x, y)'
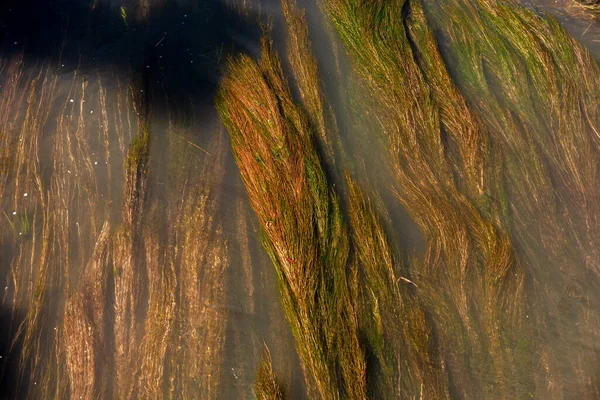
top-left (0, 57), bottom-right (253, 399)
top-left (3, 0), bottom-right (600, 397)
top-left (218, 2), bottom-right (450, 398)
top-left (255, 347), bottom-right (284, 400)
top-left (217, 35), bottom-right (367, 399)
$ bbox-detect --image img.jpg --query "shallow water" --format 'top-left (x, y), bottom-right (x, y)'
top-left (1, 0), bottom-right (600, 398)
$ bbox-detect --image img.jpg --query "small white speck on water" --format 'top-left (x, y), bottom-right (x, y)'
top-left (90, 111), bottom-right (93, 113)
top-left (13, 41), bottom-right (17, 45)
top-left (12, 211), bottom-right (16, 215)
top-left (94, 161), bottom-right (98, 165)
top-left (69, 99), bottom-right (74, 103)
top-left (92, 152), bottom-right (94, 155)
top-left (61, 64), bottom-right (64, 67)
top-left (146, 65), bottom-right (150, 69)
top-left (23, 193), bottom-right (28, 197)
top-left (190, 60), bottom-right (193, 64)
top-left (19, 233), bottom-right (22, 236)
top-left (4, 287), bottom-right (7, 290)
top-left (140, 90), bottom-right (144, 93)
top-left (184, 14), bottom-right (187, 17)
top-left (67, 170), bottom-right (71, 174)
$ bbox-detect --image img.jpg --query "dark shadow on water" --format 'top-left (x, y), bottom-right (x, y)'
top-left (0, 0), bottom-right (262, 115)
top-left (0, 307), bottom-right (25, 400)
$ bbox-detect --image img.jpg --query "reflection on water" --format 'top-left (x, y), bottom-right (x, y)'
top-left (0, 0), bottom-right (600, 398)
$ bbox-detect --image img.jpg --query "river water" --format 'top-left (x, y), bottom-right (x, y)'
top-left (0, 0), bottom-right (599, 398)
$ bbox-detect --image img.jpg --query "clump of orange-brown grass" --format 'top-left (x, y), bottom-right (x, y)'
top-left (326, 0), bottom-right (532, 396)
top-left (0, 50), bottom-right (248, 398)
top-left (58, 102), bottom-right (232, 399)
top-left (217, 35), bottom-right (368, 399)
top-left (280, 0), bottom-right (342, 168)
top-left (255, 346), bottom-right (284, 400)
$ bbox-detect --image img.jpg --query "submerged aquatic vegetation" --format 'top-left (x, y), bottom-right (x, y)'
top-left (255, 347), bottom-right (284, 400)
top-left (423, 0), bottom-right (600, 395)
top-left (0, 56), bottom-right (245, 399)
top-left (217, 35), bottom-right (367, 399)
top-left (325, 0), bottom-right (530, 396)
top-left (2, 0), bottom-right (600, 397)
top-left (280, 0), bottom-right (341, 167)
top-left (63, 220), bottom-right (112, 399)
top-left (0, 59), bottom-right (131, 398)
top-left (323, 0), bottom-right (600, 396)
top-left (575, 0), bottom-right (600, 12)
top-left (218, 2), bottom-right (451, 397)
top-left (346, 175), bottom-right (450, 398)
top-left (110, 108), bottom-right (233, 399)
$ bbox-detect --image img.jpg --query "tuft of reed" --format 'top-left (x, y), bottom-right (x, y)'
top-left (217, 34), bottom-right (367, 399)
top-left (165, 128), bottom-right (230, 400)
top-left (218, 3), bottom-right (455, 396)
top-left (255, 347), bottom-right (284, 400)
top-left (112, 90), bottom-right (150, 399)
top-left (281, 0), bottom-right (342, 168)
top-left (63, 220), bottom-right (112, 399)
